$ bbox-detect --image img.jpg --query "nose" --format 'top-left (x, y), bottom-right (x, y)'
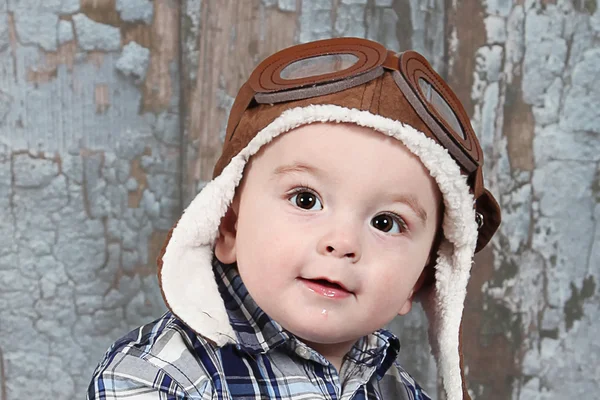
top-left (317, 228), bottom-right (362, 262)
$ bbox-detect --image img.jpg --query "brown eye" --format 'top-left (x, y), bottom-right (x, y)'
top-left (290, 191), bottom-right (322, 210)
top-left (371, 213), bottom-right (404, 234)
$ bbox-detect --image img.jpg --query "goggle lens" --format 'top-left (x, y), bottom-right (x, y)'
top-left (418, 78), bottom-right (466, 141)
top-left (280, 54), bottom-right (359, 80)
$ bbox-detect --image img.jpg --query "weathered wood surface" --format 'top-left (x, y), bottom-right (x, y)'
top-left (448, 1), bottom-right (600, 399)
top-left (0, 1), bottom-right (598, 399)
top-left (0, 0), bottom-right (180, 398)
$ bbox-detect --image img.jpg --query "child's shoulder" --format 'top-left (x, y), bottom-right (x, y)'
top-left (87, 312), bottom-right (218, 399)
top-left (379, 361), bottom-right (433, 400)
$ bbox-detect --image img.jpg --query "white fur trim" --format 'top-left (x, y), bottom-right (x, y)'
top-left (159, 104), bottom-right (478, 399)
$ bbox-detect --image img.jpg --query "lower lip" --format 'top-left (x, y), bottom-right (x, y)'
top-left (300, 279), bottom-right (352, 299)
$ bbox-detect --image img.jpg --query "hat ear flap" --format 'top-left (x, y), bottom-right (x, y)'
top-left (158, 157), bottom-right (247, 346)
top-left (421, 239), bottom-right (473, 400)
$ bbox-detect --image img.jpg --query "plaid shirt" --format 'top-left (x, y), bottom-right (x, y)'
top-left (87, 263), bottom-right (432, 399)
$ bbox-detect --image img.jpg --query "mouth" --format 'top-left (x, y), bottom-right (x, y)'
top-left (299, 277), bottom-right (353, 299)
top-left (310, 278), bottom-right (349, 291)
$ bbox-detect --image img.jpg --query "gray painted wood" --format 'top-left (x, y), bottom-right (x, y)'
top-left (453, 1), bottom-right (600, 398)
top-left (1, 0), bottom-right (598, 398)
top-left (0, 0), bottom-right (180, 398)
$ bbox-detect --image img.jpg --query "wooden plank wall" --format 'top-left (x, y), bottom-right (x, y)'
top-left (0, 1), bottom-right (598, 399)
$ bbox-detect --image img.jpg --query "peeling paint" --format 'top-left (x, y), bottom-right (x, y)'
top-left (0, 13), bottom-right (9, 53)
top-left (13, 153), bottom-right (60, 187)
top-left (360, 2), bottom-right (397, 51)
top-left (10, 8), bottom-right (59, 51)
top-left (564, 276), bottom-right (596, 331)
top-left (447, 0), bottom-right (487, 115)
top-left (2, 1), bottom-right (596, 399)
top-left (73, 13), bottom-right (121, 51)
top-left (334, 1), bottom-right (367, 38)
top-left (391, 1), bottom-right (413, 52)
top-left (141, 0), bottom-right (179, 113)
top-left (465, 1), bottom-right (600, 398)
top-left (484, 15), bottom-right (507, 43)
top-left (26, 42), bottom-right (77, 84)
top-left (115, 0), bottom-right (154, 23)
top-left (464, 248), bottom-right (522, 400)
top-left (7, 12), bottom-right (19, 81)
top-left (261, 0), bottom-right (297, 12)
top-left (121, 23), bottom-right (153, 49)
top-left (94, 84), bottom-right (110, 114)
top-left (60, 0), bottom-right (81, 14)
top-left (407, 0), bottom-right (445, 73)
top-left (522, 7), bottom-right (567, 106)
top-left (504, 74), bottom-right (535, 171)
top-left (57, 20), bottom-right (74, 44)
top-left (0, 346), bottom-right (5, 400)
top-left (484, 0), bottom-right (513, 17)
top-left (574, 0), bottom-right (598, 14)
top-left (0, 91), bottom-right (11, 123)
top-left (561, 48), bottom-right (600, 133)
top-left (0, 1), bottom-right (180, 398)
top-left (299, 0), bottom-right (333, 43)
top-left (278, 0), bottom-right (296, 12)
top-left (115, 41), bottom-right (150, 84)
top-left (181, 0), bottom-right (201, 84)
top-left (86, 51), bottom-right (106, 68)
top-left (80, 0), bottom-right (121, 26)
top-left (127, 150), bottom-right (151, 208)
top-left (593, 166), bottom-right (600, 203)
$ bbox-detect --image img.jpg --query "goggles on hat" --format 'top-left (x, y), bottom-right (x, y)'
top-left (223, 37), bottom-right (500, 252)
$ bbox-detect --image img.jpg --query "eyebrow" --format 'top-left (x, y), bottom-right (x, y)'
top-left (272, 162), bottom-right (323, 178)
top-left (392, 193), bottom-right (428, 225)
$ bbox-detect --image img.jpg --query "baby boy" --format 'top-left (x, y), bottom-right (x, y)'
top-left (87, 38), bottom-right (501, 400)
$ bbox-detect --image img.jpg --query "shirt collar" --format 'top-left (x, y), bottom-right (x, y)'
top-left (214, 259), bottom-right (290, 354)
top-left (212, 259), bottom-right (401, 372)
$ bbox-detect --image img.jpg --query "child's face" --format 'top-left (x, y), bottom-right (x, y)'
top-left (215, 122), bottom-right (441, 347)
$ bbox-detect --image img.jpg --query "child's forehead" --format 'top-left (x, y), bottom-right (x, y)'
top-left (249, 122), bottom-right (418, 169)
top-left (241, 122), bottom-right (437, 195)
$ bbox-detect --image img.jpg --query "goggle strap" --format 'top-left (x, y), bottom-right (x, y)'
top-left (392, 71), bottom-right (478, 174)
top-left (383, 50), bottom-right (401, 70)
top-left (254, 67), bottom-right (385, 104)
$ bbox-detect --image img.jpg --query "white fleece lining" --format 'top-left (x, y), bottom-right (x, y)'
top-left (160, 104), bottom-right (478, 400)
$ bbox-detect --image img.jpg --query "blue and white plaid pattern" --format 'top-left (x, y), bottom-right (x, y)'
top-left (88, 263), bottom-right (432, 399)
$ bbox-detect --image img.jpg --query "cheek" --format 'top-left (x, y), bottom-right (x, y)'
top-left (235, 199), bottom-right (297, 274)
top-left (372, 268), bottom-right (411, 298)
top-left (236, 191), bottom-right (315, 256)
top-left (364, 248), bottom-right (426, 298)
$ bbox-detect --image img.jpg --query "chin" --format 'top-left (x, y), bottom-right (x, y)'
top-left (295, 330), bottom-right (361, 347)
top-left (282, 318), bottom-right (366, 345)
